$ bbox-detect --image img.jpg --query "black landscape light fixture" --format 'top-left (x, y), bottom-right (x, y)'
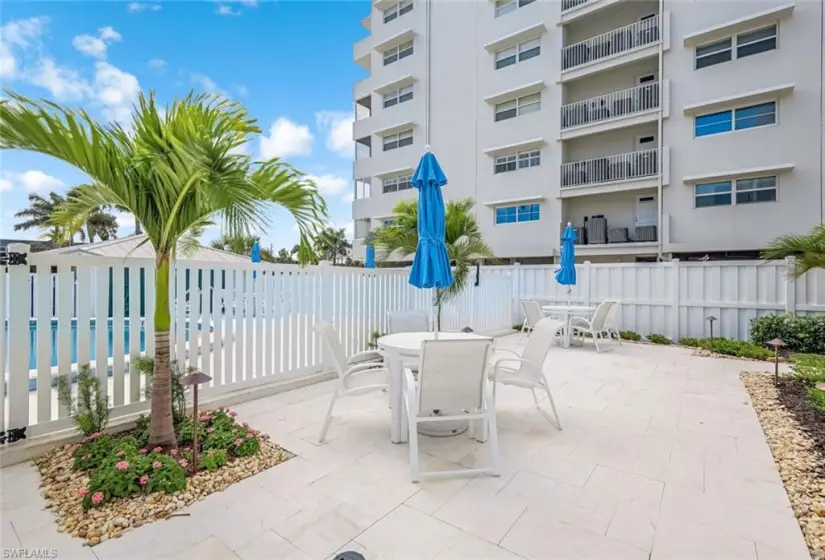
top-left (180, 371), bottom-right (212, 474)
top-left (766, 338), bottom-right (786, 386)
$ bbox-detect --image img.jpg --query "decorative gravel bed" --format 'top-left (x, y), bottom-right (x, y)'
top-left (33, 430), bottom-right (292, 547)
top-left (742, 372), bottom-right (825, 558)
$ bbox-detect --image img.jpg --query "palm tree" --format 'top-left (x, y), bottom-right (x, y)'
top-left (83, 210), bottom-right (119, 242)
top-left (210, 233), bottom-right (275, 262)
top-left (275, 248), bottom-right (293, 263)
top-left (0, 90), bottom-right (326, 447)
top-left (368, 197), bottom-right (493, 329)
top-left (14, 192), bottom-right (66, 243)
top-left (763, 224), bottom-right (825, 278)
top-left (315, 227), bottom-right (351, 265)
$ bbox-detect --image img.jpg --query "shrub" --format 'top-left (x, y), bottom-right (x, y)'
top-left (177, 419), bottom-right (206, 445)
top-left (806, 387), bottom-right (825, 413)
top-left (679, 337), bottom-right (701, 347)
top-left (82, 451), bottom-right (186, 510)
top-left (700, 338), bottom-right (772, 360)
top-left (789, 353), bottom-right (825, 387)
top-left (646, 334), bottom-right (671, 345)
top-left (750, 314), bottom-right (825, 355)
top-left (619, 330), bottom-right (641, 341)
top-left (57, 364), bottom-right (110, 437)
top-left (73, 434), bottom-right (116, 470)
top-left (134, 414), bottom-right (150, 447)
top-left (135, 357), bottom-right (188, 430)
top-left (200, 448), bottom-right (228, 471)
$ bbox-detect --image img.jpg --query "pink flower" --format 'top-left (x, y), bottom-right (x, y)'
top-left (115, 461), bottom-right (129, 471)
top-left (116, 450), bottom-right (126, 458)
top-left (234, 438), bottom-right (243, 446)
top-left (169, 449), bottom-right (179, 457)
top-left (77, 488), bottom-right (88, 499)
top-left (89, 432), bottom-right (103, 440)
top-left (152, 461), bottom-right (162, 470)
top-left (91, 491), bottom-right (104, 505)
top-left (138, 475), bottom-right (149, 486)
top-left (251, 429), bottom-right (260, 435)
top-left (152, 446), bottom-right (162, 453)
top-left (242, 422), bottom-right (249, 428)
top-left (206, 427), bottom-right (215, 433)
top-left (178, 459), bottom-right (188, 468)
top-left (139, 448), bottom-right (148, 454)
top-left (229, 411), bottom-right (237, 418)
top-left (245, 433), bottom-right (254, 439)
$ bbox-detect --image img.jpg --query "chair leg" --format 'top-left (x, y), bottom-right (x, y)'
top-left (615, 328), bottom-right (623, 345)
top-left (408, 419), bottom-right (420, 483)
top-left (487, 405), bottom-right (501, 477)
top-left (537, 376), bottom-right (563, 431)
top-left (318, 388), bottom-right (339, 443)
top-left (592, 330), bottom-right (602, 352)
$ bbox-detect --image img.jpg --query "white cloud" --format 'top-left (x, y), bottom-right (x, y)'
top-left (233, 84), bottom-right (248, 96)
top-left (113, 211), bottom-right (137, 232)
top-left (191, 73), bottom-right (227, 96)
top-left (315, 111), bottom-right (354, 158)
top-left (127, 2), bottom-right (161, 12)
top-left (260, 118), bottom-right (313, 159)
top-left (148, 58), bottom-right (165, 71)
top-left (1, 170), bottom-right (65, 192)
top-left (29, 58), bottom-right (92, 101)
top-left (94, 61), bottom-right (140, 123)
top-left (72, 26), bottom-right (122, 59)
top-left (216, 5), bottom-right (241, 16)
top-left (342, 192), bottom-right (355, 204)
top-left (0, 17), bottom-right (48, 80)
top-left (306, 174), bottom-right (348, 199)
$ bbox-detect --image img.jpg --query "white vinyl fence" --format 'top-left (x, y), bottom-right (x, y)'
top-left (509, 257), bottom-right (825, 341)
top-left (1, 244), bottom-right (513, 441)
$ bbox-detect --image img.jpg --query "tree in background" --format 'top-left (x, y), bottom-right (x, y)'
top-left (0, 90), bottom-right (326, 447)
top-left (368, 197), bottom-right (493, 329)
top-left (763, 224), bottom-right (825, 278)
top-left (13, 190), bottom-right (119, 244)
top-left (210, 233), bottom-right (276, 262)
top-left (314, 226), bottom-right (351, 265)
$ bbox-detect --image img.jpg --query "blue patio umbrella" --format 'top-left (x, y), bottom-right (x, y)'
top-left (365, 245), bottom-right (376, 269)
top-left (409, 147), bottom-right (453, 333)
top-left (251, 239), bottom-right (261, 279)
top-left (555, 222), bottom-right (577, 304)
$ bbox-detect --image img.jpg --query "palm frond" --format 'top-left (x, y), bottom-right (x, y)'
top-left (762, 224), bottom-right (825, 278)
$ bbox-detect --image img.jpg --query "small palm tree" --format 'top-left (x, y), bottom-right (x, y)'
top-left (315, 227), bottom-right (351, 265)
top-left (14, 192), bottom-right (68, 244)
top-left (369, 197), bottom-right (493, 329)
top-left (763, 224), bottom-right (825, 278)
top-left (210, 233), bottom-right (275, 262)
top-left (0, 90), bottom-right (327, 447)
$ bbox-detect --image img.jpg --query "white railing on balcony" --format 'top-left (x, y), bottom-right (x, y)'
top-left (562, 15), bottom-right (660, 71)
top-left (561, 82), bottom-right (660, 129)
top-left (561, 148), bottom-right (658, 188)
top-left (561, 0), bottom-right (590, 11)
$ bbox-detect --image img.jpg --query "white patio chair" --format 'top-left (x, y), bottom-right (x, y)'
top-left (403, 338), bottom-right (499, 482)
top-left (388, 311), bottom-right (430, 334)
top-left (314, 321), bottom-right (390, 443)
top-left (520, 300), bottom-right (545, 334)
top-left (601, 300), bottom-right (622, 344)
top-left (569, 301), bottom-right (613, 352)
top-left (491, 317), bottom-right (564, 430)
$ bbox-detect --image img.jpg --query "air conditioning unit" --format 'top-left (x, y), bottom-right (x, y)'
top-left (587, 217), bottom-right (607, 244)
top-left (608, 228), bottom-right (629, 243)
top-left (635, 226), bottom-right (658, 242)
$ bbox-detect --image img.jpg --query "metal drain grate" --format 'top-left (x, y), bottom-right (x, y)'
top-left (333, 552), bottom-right (365, 560)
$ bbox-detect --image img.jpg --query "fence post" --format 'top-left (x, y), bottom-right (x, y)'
top-left (6, 243), bottom-right (31, 439)
top-left (784, 256), bottom-right (796, 314)
top-left (583, 261), bottom-right (592, 307)
top-left (512, 262), bottom-right (521, 326)
top-left (670, 259), bottom-right (680, 340)
top-left (319, 262), bottom-right (334, 372)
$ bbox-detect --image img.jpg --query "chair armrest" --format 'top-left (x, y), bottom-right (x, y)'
top-left (496, 348), bottom-right (522, 360)
top-left (344, 361), bottom-right (390, 377)
top-left (492, 356), bottom-right (541, 378)
top-left (347, 350), bottom-right (384, 365)
top-left (402, 367), bottom-right (418, 412)
top-left (569, 317), bottom-right (592, 328)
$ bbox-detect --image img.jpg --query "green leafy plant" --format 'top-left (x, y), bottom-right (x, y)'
top-left (134, 357), bottom-right (188, 431)
top-left (679, 337), bottom-right (701, 347)
top-left (698, 338), bottom-right (772, 360)
top-left (56, 364), bottom-right (110, 437)
top-left (81, 451), bottom-right (186, 510)
top-left (806, 387), bottom-right (825, 413)
top-left (177, 419), bottom-right (206, 445)
top-left (619, 330), bottom-right (641, 341)
top-left (646, 334), bottom-right (671, 345)
top-left (789, 353), bottom-right (825, 386)
top-left (200, 448), bottom-right (228, 471)
top-left (134, 414), bottom-right (150, 447)
top-left (72, 434), bottom-right (116, 471)
top-left (368, 331), bottom-right (383, 349)
top-left (750, 314), bottom-right (825, 355)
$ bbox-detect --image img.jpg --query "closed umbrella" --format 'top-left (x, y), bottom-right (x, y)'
top-left (365, 245), bottom-right (376, 269)
top-left (250, 239), bottom-right (261, 279)
top-left (409, 147), bottom-right (453, 336)
top-left (555, 222), bottom-right (577, 305)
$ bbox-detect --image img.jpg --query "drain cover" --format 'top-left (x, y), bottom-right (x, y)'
top-left (333, 553), bottom-right (365, 560)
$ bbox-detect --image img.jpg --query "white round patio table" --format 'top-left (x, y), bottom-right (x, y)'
top-left (541, 305), bottom-right (597, 348)
top-left (377, 331), bottom-right (491, 443)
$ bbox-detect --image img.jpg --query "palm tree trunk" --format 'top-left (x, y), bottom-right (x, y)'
top-left (135, 221), bottom-right (142, 235)
top-left (147, 252), bottom-right (177, 448)
top-left (86, 226), bottom-right (94, 245)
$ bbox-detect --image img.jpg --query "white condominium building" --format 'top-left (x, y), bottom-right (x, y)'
top-left (350, 0), bottom-right (825, 263)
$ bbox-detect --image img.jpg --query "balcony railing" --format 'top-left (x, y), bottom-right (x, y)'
top-left (561, 0), bottom-right (590, 11)
top-left (561, 148), bottom-right (658, 188)
top-left (561, 82), bottom-right (659, 129)
top-left (562, 15), bottom-right (660, 71)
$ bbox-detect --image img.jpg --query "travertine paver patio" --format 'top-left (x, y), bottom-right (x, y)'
top-left (0, 335), bottom-right (811, 560)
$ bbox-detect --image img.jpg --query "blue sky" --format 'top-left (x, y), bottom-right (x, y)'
top-left (0, 0), bottom-right (369, 250)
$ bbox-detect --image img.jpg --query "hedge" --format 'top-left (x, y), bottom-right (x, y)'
top-left (750, 314), bottom-right (825, 355)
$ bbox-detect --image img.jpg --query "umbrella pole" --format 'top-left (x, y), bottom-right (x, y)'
top-left (433, 288), bottom-right (439, 339)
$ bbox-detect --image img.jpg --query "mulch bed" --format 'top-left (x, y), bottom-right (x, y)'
top-left (742, 373), bottom-right (825, 558)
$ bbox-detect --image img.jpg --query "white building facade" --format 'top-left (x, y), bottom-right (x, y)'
top-left (351, 0), bottom-right (825, 263)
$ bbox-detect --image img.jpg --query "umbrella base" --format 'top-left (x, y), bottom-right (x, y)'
top-left (418, 419), bottom-right (469, 437)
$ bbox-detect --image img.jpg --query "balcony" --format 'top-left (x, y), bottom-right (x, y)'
top-left (354, 37), bottom-right (371, 71)
top-left (560, 81), bottom-right (668, 139)
top-left (561, 147), bottom-right (670, 197)
top-left (559, 0), bottom-right (628, 25)
top-left (560, 214), bottom-right (670, 256)
top-left (560, 14), bottom-right (668, 82)
top-left (561, 0), bottom-right (589, 11)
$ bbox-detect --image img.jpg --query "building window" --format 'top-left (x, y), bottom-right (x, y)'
top-left (494, 0), bottom-right (534, 17)
top-left (695, 24), bottom-right (777, 69)
top-left (382, 219), bottom-right (395, 228)
top-left (383, 40), bottom-right (414, 66)
top-left (494, 150), bottom-right (540, 174)
top-left (354, 219), bottom-right (371, 239)
top-left (494, 93), bottom-right (540, 122)
top-left (383, 0), bottom-right (413, 24)
top-left (494, 38), bottom-right (541, 70)
top-left (694, 175), bottom-right (777, 207)
top-left (383, 85), bottom-right (413, 109)
top-left (735, 175), bottom-right (777, 204)
top-left (355, 179), bottom-right (371, 200)
top-left (694, 101), bottom-right (776, 137)
top-left (382, 174), bottom-right (412, 193)
top-left (495, 204), bottom-right (540, 224)
top-left (382, 129), bottom-right (414, 151)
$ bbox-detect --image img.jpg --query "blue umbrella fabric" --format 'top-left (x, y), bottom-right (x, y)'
top-left (555, 223), bottom-right (577, 286)
top-left (251, 240), bottom-right (261, 279)
top-left (409, 149), bottom-right (454, 290)
top-left (365, 245), bottom-right (376, 269)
